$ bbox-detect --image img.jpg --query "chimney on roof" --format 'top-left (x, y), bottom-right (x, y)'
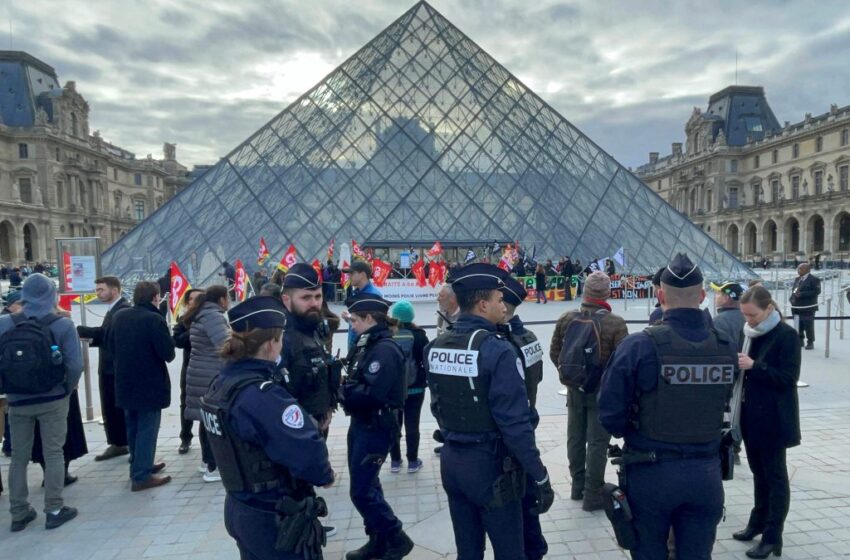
top-left (672, 143), bottom-right (683, 157)
top-left (649, 152), bottom-right (659, 164)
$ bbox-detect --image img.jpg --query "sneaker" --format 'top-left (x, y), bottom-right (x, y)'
top-left (45, 506), bottom-right (78, 530)
top-left (324, 525), bottom-right (337, 538)
top-left (10, 507), bottom-right (37, 532)
top-left (202, 468), bottom-right (222, 483)
top-left (407, 459), bottom-right (423, 473)
top-left (390, 460), bottom-right (403, 473)
top-left (197, 463), bottom-right (208, 473)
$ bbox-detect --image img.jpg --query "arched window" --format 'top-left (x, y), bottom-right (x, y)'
top-left (56, 180), bottom-right (64, 207)
top-left (19, 178), bottom-right (33, 204)
top-left (71, 113), bottom-right (78, 137)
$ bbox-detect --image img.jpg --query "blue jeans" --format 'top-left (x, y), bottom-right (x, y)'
top-left (124, 409), bottom-right (162, 483)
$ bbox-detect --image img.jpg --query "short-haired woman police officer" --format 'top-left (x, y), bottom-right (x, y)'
top-left (342, 294), bottom-right (414, 560)
top-left (200, 296), bottom-right (334, 560)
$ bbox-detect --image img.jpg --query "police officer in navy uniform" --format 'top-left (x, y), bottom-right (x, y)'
top-left (200, 296), bottom-right (334, 560)
top-left (598, 254), bottom-right (737, 560)
top-left (426, 263), bottom-right (554, 560)
top-left (341, 294), bottom-right (414, 560)
top-left (499, 273), bottom-right (547, 560)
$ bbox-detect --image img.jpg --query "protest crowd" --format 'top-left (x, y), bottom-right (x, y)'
top-left (0, 238), bottom-right (817, 560)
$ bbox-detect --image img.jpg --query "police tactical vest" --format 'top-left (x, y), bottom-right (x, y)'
top-left (637, 325), bottom-right (735, 444)
top-left (427, 329), bottom-right (499, 433)
top-left (349, 333), bottom-right (406, 410)
top-left (281, 328), bottom-right (330, 418)
top-left (200, 373), bottom-right (302, 495)
top-left (506, 327), bottom-right (544, 409)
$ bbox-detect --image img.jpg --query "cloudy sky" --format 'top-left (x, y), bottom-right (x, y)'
top-left (10, 0), bottom-right (850, 169)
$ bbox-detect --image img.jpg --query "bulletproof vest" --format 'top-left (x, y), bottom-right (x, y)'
top-left (200, 373), bottom-right (301, 495)
top-left (505, 325), bottom-right (544, 409)
top-left (281, 327), bottom-right (330, 418)
top-left (427, 329), bottom-right (499, 433)
top-left (637, 325), bottom-right (735, 444)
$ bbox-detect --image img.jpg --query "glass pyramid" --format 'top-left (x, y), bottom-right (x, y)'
top-left (102, 1), bottom-right (756, 286)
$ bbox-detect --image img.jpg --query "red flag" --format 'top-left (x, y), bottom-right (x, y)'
top-left (277, 244), bottom-right (298, 272)
top-left (257, 237), bottom-right (270, 265)
top-left (428, 260), bottom-right (446, 287)
top-left (327, 238), bottom-right (335, 261)
top-left (169, 261), bottom-right (192, 318)
top-left (365, 248), bottom-right (374, 263)
top-left (371, 258), bottom-right (393, 287)
top-left (58, 294), bottom-right (76, 312)
top-left (351, 240), bottom-right (364, 259)
top-left (411, 259), bottom-right (426, 287)
top-left (427, 241), bottom-right (443, 257)
top-left (234, 259), bottom-right (248, 302)
top-left (341, 260), bottom-right (350, 289)
top-left (311, 259), bottom-right (323, 283)
top-left (62, 251), bottom-right (73, 291)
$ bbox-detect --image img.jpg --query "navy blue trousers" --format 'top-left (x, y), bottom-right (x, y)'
top-left (441, 440), bottom-right (524, 560)
top-left (625, 457), bottom-right (723, 560)
top-left (124, 409), bottom-right (161, 483)
top-left (347, 422), bottom-right (401, 537)
top-left (224, 494), bottom-right (300, 560)
top-left (521, 473), bottom-right (547, 560)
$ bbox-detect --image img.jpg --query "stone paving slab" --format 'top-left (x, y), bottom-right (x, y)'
top-left (1, 295), bottom-right (849, 558)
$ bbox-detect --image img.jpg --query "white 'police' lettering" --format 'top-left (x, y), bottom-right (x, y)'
top-left (429, 349), bottom-right (479, 377)
top-left (661, 364), bottom-right (734, 385)
top-left (201, 409), bottom-right (223, 436)
top-left (519, 341), bottom-right (543, 368)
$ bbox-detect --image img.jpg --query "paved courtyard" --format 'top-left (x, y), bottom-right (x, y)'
top-left (1, 290), bottom-right (850, 559)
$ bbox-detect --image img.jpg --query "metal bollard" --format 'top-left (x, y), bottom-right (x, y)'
top-left (841, 292), bottom-right (845, 340)
top-left (825, 298), bottom-right (832, 359)
top-left (80, 339), bottom-right (96, 421)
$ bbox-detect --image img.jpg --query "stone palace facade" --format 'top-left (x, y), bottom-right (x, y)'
top-left (0, 51), bottom-right (189, 264)
top-left (636, 86), bottom-right (850, 268)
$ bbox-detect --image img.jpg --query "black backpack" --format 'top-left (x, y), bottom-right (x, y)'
top-left (392, 327), bottom-right (418, 390)
top-left (0, 312), bottom-right (66, 394)
top-left (557, 309), bottom-right (607, 393)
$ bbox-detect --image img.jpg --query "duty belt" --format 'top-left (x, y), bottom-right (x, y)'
top-left (612, 448), bottom-right (717, 466)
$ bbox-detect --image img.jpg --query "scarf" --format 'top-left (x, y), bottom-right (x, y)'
top-left (743, 309), bottom-right (781, 340)
top-left (583, 297), bottom-right (611, 312)
top-left (730, 309), bottom-right (781, 437)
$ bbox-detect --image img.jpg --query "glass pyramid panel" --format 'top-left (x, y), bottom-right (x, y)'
top-left (103, 1), bottom-right (756, 282)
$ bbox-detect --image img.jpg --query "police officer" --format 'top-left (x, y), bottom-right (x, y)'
top-left (499, 273), bottom-right (547, 560)
top-left (279, 263), bottom-right (342, 440)
top-left (200, 296), bottom-right (334, 560)
top-left (426, 263), bottom-right (554, 560)
top-left (341, 294), bottom-right (414, 560)
top-left (598, 253), bottom-right (737, 560)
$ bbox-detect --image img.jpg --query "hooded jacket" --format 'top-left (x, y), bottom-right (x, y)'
top-left (0, 273), bottom-right (83, 406)
top-left (185, 301), bottom-right (231, 421)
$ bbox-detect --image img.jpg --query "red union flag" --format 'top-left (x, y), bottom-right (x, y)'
top-left (411, 258), bottom-right (426, 287)
top-left (427, 241), bottom-right (443, 257)
top-left (169, 261), bottom-right (191, 319)
top-left (428, 260), bottom-right (446, 287)
top-left (257, 237), bottom-right (270, 265)
top-left (327, 238), bottom-right (335, 261)
top-left (497, 257), bottom-right (512, 272)
top-left (351, 239), bottom-right (364, 259)
top-left (341, 260), bottom-right (350, 289)
top-left (371, 258), bottom-right (393, 287)
top-left (234, 259), bottom-right (248, 302)
top-left (311, 259), bottom-right (323, 283)
top-left (277, 244), bottom-right (298, 272)
top-left (62, 251), bottom-right (73, 291)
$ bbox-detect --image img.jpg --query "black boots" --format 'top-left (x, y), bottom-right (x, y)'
top-left (383, 530), bottom-right (414, 560)
top-left (746, 539), bottom-right (782, 558)
top-left (733, 526), bottom-right (763, 541)
top-left (346, 535), bottom-right (386, 560)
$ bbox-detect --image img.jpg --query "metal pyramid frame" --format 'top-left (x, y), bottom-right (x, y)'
top-left (102, 1), bottom-right (755, 285)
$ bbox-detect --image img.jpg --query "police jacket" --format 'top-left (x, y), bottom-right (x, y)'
top-left (504, 315), bottom-right (544, 410)
top-left (598, 308), bottom-right (737, 454)
top-left (205, 358), bottom-right (333, 508)
top-left (343, 324), bottom-right (405, 422)
top-left (279, 311), bottom-right (334, 418)
top-left (426, 313), bottom-right (546, 482)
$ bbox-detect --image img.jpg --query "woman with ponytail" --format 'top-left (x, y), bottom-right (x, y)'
top-left (733, 286), bottom-right (801, 558)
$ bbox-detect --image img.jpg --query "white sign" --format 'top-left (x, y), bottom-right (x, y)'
top-left (428, 348), bottom-right (480, 377)
top-left (69, 255), bottom-right (98, 293)
top-left (399, 251), bottom-right (411, 269)
top-left (379, 279), bottom-right (439, 302)
top-left (520, 340), bottom-right (544, 368)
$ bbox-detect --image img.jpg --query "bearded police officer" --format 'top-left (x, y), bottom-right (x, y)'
top-left (499, 273), bottom-right (547, 560)
top-left (279, 263), bottom-right (342, 439)
top-left (200, 296), bottom-right (334, 560)
top-left (598, 253), bottom-right (737, 560)
top-left (341, 294), bottom-right (414, 560)
top-left (426, 263), bottom-right (553, 560)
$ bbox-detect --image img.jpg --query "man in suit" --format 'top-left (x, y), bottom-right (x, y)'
top-left (77, 276), bottom-right (131, 461)
top-left (790, 263), bottom-right (820, 350)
